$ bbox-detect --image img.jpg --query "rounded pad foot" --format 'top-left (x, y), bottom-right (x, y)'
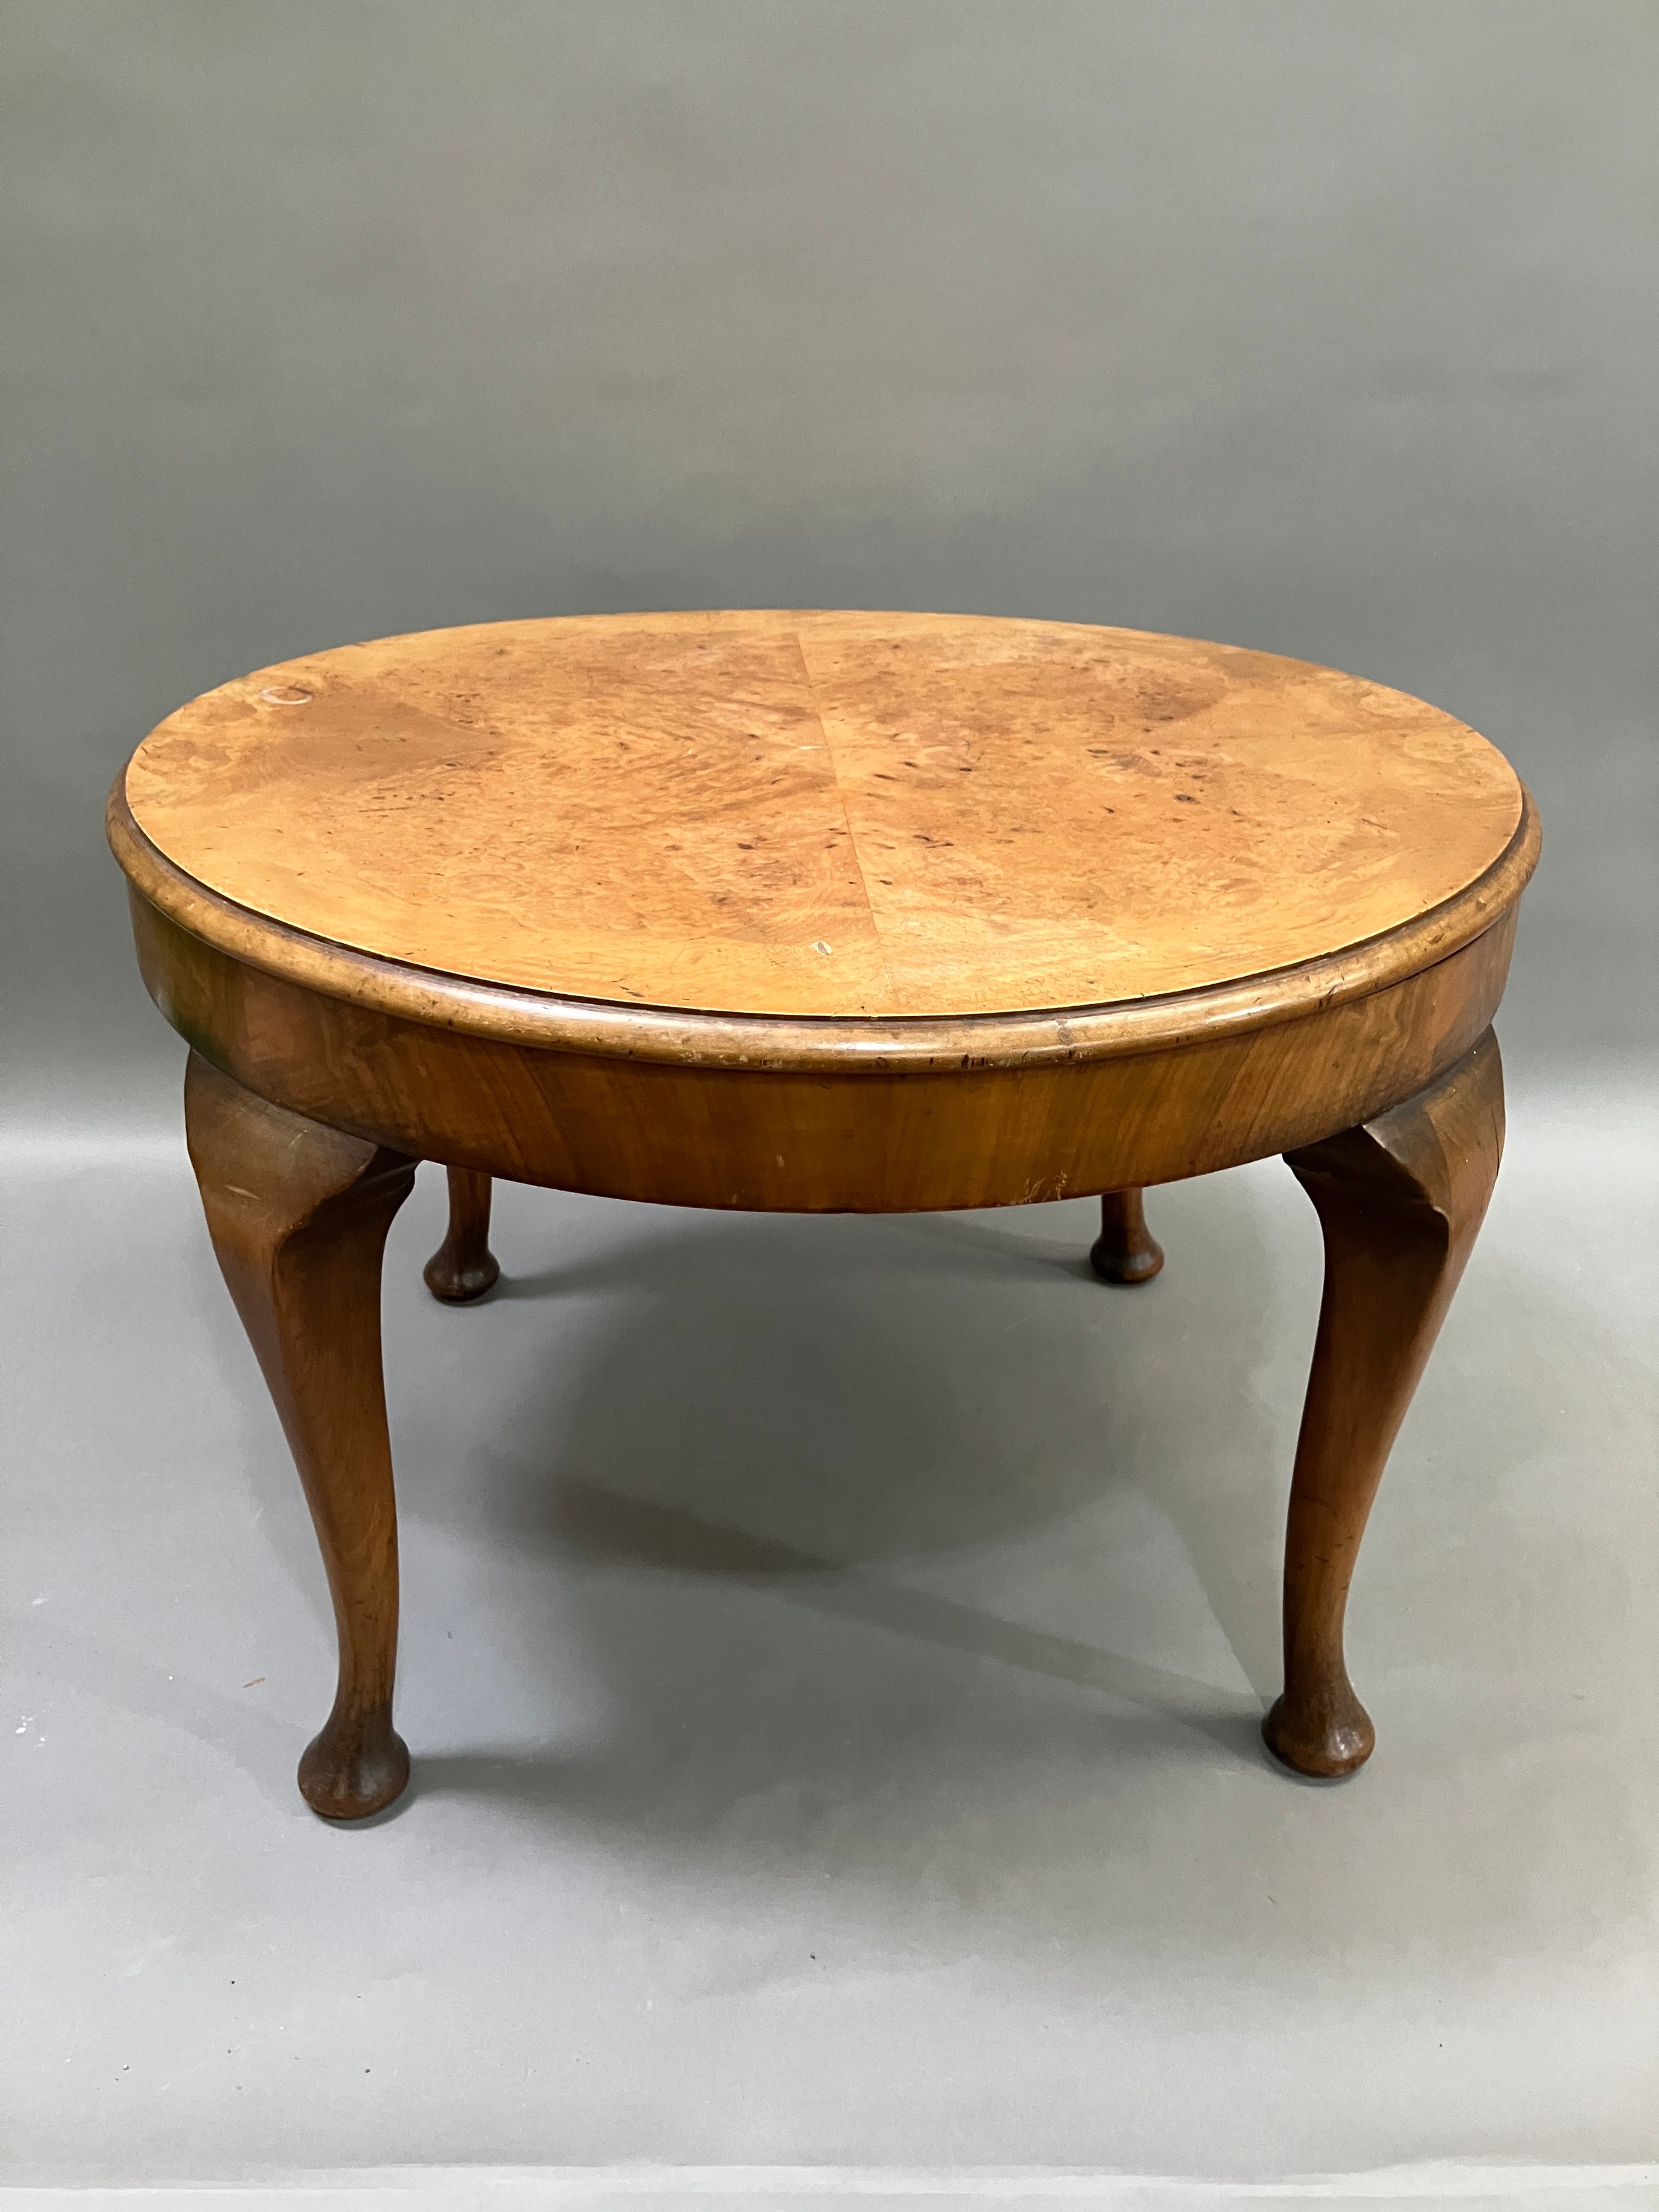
top-left (299, 1714), bottom-right (411, 1820)
top-left (1261, 1690), bottom-right (1375, 1779)
top-left (423, 1248), bottom-right (500, 1303)
top-left (1090, 1189), bottom-right (1164, 1284)
top-left (1089, 1231), bottom-right (1164, 1285)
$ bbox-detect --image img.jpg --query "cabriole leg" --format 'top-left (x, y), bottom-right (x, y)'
top-left (1090, 1187), bottom-right (1164, 1284)
top-left (1264, 1029), bottom-right (1504, 1778)
top-left (184, 1053), bottom-right (417, 1819)
top-left (423, 1166), bottom-right (500, 1303)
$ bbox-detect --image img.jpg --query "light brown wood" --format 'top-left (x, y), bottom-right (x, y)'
top-left (1263, 1029), bottom-right (1505, 1777)
top-left (107, 612), bottom-right (1541, 1814)
top-left (1090, 1189), bottom-right (1164, 1284)
top-left (111, 782), bottom-right (1538, 1072)
top-left (125, 882), bottom-right (1520, 1213)
top-left (424, 1166), bottom-right (500, 1303)
top-left (122, 611), bottom-right (1524, 1021)
top-left (184, 1052), bottom-right (417, 1818)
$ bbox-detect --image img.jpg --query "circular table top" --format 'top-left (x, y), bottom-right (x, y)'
top-left (122, 609), bottom-right (1526, 1022)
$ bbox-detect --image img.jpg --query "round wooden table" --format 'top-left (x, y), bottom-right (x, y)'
top-left (108, 611), bottom-right (1539, 1819)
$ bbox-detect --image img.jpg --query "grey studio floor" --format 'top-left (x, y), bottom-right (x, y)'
top-left (4, 1055), bottom-right (1656, 2209)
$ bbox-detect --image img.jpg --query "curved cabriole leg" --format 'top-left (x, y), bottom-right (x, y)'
top-left (184, 1053), bottom-right (418, 1820)
top-left (1090, 1188), bottom-right (1164, 1284)
top-left (1263, 1029), bottom-right (1504, 1779)
top-left (423, 1167), bottom-right (500, 1303)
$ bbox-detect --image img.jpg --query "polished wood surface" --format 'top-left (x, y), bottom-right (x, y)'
top-left (423, 1166), bottom-right (500, 1303)
top-left (109, 612), bottom-right (1540, 1813)
top-left (184, 1052), bottom-right (416, 1819)
top-left (125, 882), bottom-right (1521, 1211)
top-left (123, 611), bottom-right (1523, 1020)
top-left (112, 782), bottom-right (1536, 1075)
top-left (1263, 1029), bottom-right (1505, 1776)
top-left (1090, 1189), bottom-right (1164, 1285)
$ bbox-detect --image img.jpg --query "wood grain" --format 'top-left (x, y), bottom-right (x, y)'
top-left (184, 1053), bottom-right (417, 1819)
top-left (122, 611), bottom-right (1524, 1021)
top-left (1263, 1029), bottom-right (1506, 1778)
top-left (130, 885), bottom-right (1519, 1213)
top-left (109, 615), bottom-right (1540, 1812)
top-left (108, 780), bottom-right (1539, 1074)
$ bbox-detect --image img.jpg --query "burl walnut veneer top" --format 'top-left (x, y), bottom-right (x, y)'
top-left (123, 610), bottom-right (1524, 1020)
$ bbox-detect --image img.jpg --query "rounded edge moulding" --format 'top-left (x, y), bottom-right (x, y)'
top-left (109, 791), bottom-right (1540, 1076)
top-left (111, 611), bottom-right (1540, 1074)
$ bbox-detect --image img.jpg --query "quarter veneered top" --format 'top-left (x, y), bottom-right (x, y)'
top-left (123, 610), bottom-right (1524, 1019)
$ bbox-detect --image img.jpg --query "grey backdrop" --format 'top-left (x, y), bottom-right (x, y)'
top-left (7, 6), bottom-right (1659, 2188)
top-left (4, 0), bottom-right (1656, 1124)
